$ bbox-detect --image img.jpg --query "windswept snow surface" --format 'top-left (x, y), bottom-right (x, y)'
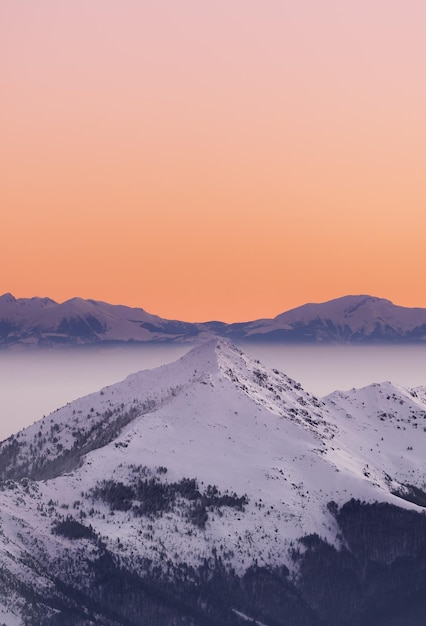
top-left (0, 339), bottom-right (425, 616)
top-left (0, 601), bottom-right (23, 626)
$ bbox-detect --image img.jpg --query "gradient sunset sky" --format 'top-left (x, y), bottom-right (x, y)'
top-left (2, 1), bottom-right (425, 322)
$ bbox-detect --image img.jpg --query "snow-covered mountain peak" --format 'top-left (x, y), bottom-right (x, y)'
top-left (160, 338), bottom-right (330, 428)
top-left (1, 340), bottom-right (424, 513)
top-left (239, 294), bottom-right (426, 342)
top-left (2, 342), bottom-right (426, 623)
top-left (325, 378), bottom-right (424, 413)
top-left (272, 294), bottom-right (403, 330)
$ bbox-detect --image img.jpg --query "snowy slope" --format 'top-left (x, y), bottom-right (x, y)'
top-left (1, 340), bottom-right (426, 624)
top-left (325, 381), bottom-right (426, 492)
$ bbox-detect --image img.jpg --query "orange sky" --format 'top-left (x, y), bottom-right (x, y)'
top-left (1, 1), bottom-right (426, 322)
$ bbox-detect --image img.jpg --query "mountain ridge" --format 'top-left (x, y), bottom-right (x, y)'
top-left (2, 293), bottom-right (426, 347)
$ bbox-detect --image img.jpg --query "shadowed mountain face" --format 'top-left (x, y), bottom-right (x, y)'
top-left (2, 293), bottom-right (426, 347)
top-left (1, 340), bottom-right (426, 624)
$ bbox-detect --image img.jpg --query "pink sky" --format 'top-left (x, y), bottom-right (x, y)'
top-left (1, 1), bottom-right (426, 321)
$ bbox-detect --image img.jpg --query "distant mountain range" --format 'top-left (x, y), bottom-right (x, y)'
top-left (1, 339), bottom-right (426, 624)
top-left (2, 292), bottom-right (426, 347)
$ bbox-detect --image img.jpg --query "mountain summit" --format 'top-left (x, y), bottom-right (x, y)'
top-left (238, 294), bottom-right (426, 342)
top-left (1, 340), bottom-right (426, 624)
